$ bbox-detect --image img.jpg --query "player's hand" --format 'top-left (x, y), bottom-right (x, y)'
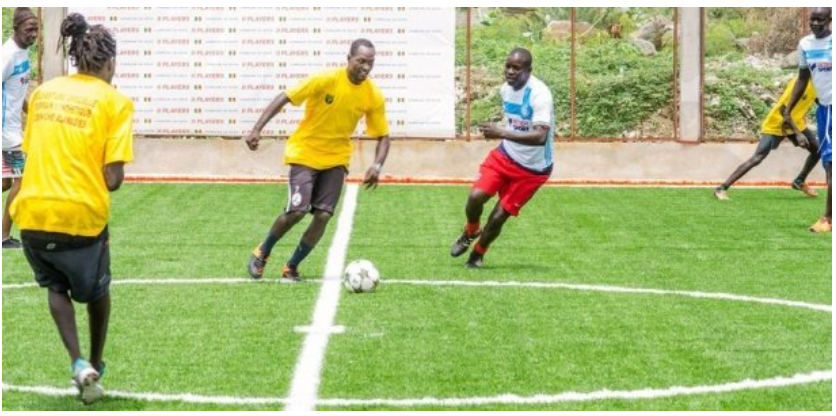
top-left (245, 132), bottom-right (261, 151)
top-left (363, 166), bottom-right (381, 190)
top-left (478, 123), bottom-right (503, 139)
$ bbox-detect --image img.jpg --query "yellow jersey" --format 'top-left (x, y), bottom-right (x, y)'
top-left (761, 77), bottom-right (817, 136)
top-left (11, 74), bottom-right (134, 237)
top-left (284, 68), bottom-right (389, 170)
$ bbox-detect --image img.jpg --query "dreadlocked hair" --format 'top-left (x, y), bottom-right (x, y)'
top-left (60, 13), bottom-right (116, 74)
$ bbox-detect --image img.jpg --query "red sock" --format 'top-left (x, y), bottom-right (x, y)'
top-left (465, 222), bottom-right (480, 237)
top-left (473, 243), bottom-right (487, 255)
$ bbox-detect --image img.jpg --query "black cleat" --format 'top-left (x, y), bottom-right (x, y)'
top-left (281, 264), bottom-right (302, 283)
top-left (248, 247), bottom-right (268, 280)
top-left (465, 254), bottom-right (484, 269)
top-left (450, 229), bottom-right (481, 257)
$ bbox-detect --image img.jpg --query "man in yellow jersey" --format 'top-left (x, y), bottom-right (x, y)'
top-left (11, 13), bottom-right (132, 405)
top-left (245, 38), bottom-right (390, 282)
top-left (714, 77), bottom-right (819, 201)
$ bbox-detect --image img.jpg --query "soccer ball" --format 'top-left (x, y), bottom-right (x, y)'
top-left (343, 259), bottom-right (380, 293)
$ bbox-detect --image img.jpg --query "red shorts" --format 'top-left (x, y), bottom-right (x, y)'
top-left (472, 148), bottom-right (550, 216)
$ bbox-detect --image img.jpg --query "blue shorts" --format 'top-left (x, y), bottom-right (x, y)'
top-left (817, 105), bottom-right (832, 166)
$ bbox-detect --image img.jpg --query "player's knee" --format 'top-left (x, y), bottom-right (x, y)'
top-left (468, 189), bottom-right (490, 205)
top-left (2, 179), bottom-right (10, 192)
top-left (751, 154), bottom-right (767, 165)
top-left (283, 210), bottom-right (306, 224)
top-left (312, 210), bottom-right (332, 223)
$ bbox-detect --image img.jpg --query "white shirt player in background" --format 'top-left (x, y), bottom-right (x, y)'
top-left (785, 7), bottom-right (832, 233)
top-left (2, 7), bottom-right (38, 249)
top-left (450, 48), bottom-right (555, 268)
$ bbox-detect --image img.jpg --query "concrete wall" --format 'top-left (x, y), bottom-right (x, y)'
top-left (130, 138), bottom-right (826, 185)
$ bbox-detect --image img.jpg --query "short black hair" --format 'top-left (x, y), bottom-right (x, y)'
top-left (349, 38), bottom-right (375, 57)
top-left (508, 48), bottom-right (533, 69)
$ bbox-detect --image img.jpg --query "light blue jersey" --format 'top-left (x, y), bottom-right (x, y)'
top-left (798, 34), bottom-right (832, 106)
top-left (498, 75), bottom-right (555, 173)
top-left (2, 38), bottom-right (30, 150)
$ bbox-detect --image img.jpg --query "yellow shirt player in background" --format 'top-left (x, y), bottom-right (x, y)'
top-left (10, 13), bottom-right (132, 405)
top-left (244, 38), bottom-right (390, 282)
top-left (714, 77), bottom-right (819, 201)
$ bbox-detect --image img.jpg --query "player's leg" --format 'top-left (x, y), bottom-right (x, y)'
top-left (2, 150), bottom-right (24, 248)
top-left (792, 129), bottom-right (820, 197)
top-left (715, 134), bottom-right (775, 200)
top-left (248, 165), bottom-right (313, 279)
top-left (466, 167), bottom-right (550, 268)
top-left (452, 150), bottom-right (504, 257)
top-left (810, 105), bottom-right (832, 232)
top-left (282, 167), bottom-right (346, 282)
top-left (466, 203), bottom-right (512, 268)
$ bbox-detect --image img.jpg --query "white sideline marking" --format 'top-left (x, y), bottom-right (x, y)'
top-left (3, 370), bottom-right (830, 407)
top-left (3, 276), bottom-right (831, 408)
top-left (284, 184), bottom-right (358, 412)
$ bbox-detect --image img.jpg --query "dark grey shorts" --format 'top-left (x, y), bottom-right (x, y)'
top-left (759, 128), bottom-right (817, 152)
top-left (286, 164), bottom-right (347, 214)
top-left (21, 229), bottom-right (111, 303)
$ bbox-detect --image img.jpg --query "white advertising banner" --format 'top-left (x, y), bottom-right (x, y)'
top-left (69, 7), bottom-right (456, 138)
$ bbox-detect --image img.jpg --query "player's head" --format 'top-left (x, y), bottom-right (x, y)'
top-left (346, 38), bottom-right (375, 85)
top-left (60, 13), bottom-right (117, 83)
top-left (505, 48), bottom-right (533, 90)
top-left (809, 7), bottom-right (832, 38)
top-left (13, 7), bottom-right (38, 49)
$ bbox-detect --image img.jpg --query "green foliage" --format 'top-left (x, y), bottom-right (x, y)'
top-left (704, 63), bottom-right (789, 138)
top-left (458, 8), bottom-right (675, 137)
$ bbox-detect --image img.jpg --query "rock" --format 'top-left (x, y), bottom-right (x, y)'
top-left (782, 50), bottom-right (800, 69)
top-left (631, 38), bottom-right (657, 56)
top-left (633, 16), bottom-right (673, 50)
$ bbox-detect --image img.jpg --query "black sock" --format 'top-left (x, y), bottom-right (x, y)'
top-left (288, 241), bottom-right (314, 269)
top-left (260, 231), bottom-right (280, 258)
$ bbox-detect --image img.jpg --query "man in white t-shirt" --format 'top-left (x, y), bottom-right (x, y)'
top-left (785, 7), bottom-right (832, 233)
top-left (450, 48), bottom-right (555, 268)
top-left (2, 7), bottom-right (38, 249)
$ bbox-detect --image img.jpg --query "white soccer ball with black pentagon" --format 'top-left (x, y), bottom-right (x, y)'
top-left (343, 259), bottom-right (380, 293)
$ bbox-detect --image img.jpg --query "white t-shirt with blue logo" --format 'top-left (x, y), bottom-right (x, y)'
top-left (3, 38), bottom-right (31, 150)
top-left (499, 75), bottom-right (555, 173)
top-left (798, 33), bottom-right (832, 106)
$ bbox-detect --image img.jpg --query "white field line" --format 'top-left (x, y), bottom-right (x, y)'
top-left (284, 184), bottom-right (358, 412)
top-left (4, 370), bottom-right (830, 408)
top-left (3, 275), bottom-right (830, 407)
top-left (4, 278), bottom-right (830, 313)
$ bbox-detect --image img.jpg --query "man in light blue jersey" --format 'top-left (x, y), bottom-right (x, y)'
top-left (2, 7), bottom-right (38, 249)
top-left (450, 48), bottom-right (555, 268)
top-left (785, 7), bottom-right (832, 233)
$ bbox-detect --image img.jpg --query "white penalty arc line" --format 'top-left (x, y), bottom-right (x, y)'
top-left (2, 276), bottom-right (831, 407)
top-left (284, 184), bottom-right (358, 412)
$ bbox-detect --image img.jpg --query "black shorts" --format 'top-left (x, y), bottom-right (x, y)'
top-left (286, 164), bottom-right (347, 214)
top-left (760, 128), bottom-right (817, 151)
top-left (21, 228), bottom-right (111, 303)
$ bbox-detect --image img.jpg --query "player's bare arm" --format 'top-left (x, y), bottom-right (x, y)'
top-left (245, 93), bottom-right (291, 151)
